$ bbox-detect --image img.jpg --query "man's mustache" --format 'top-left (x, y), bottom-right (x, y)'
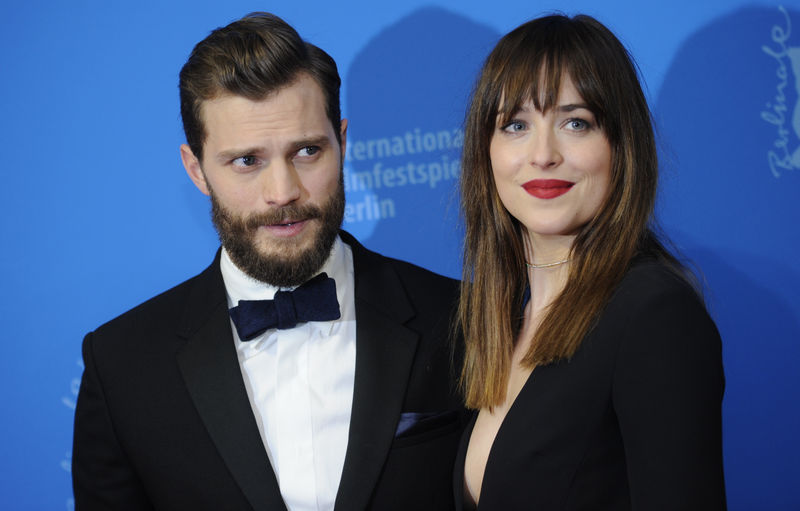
top-left (242, 203), bottom-right (323, 230)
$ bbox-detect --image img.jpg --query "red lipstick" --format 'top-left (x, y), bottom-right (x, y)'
top-left (522, 179), bottom-right (574, 199)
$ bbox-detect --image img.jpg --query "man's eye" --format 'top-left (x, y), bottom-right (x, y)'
top-left (233, 155), bottom-right (258, 167)
top-left (297, 146), bottom-right (320, 157)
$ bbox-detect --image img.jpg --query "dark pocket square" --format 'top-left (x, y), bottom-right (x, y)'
top-left (394, 410), bottom-right (460, 438)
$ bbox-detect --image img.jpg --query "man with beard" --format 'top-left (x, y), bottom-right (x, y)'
top-left (72, 12), bottom-right (463, 511)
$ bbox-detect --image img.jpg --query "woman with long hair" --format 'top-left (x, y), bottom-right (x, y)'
top-left (456, 14), bottom-right (726, 510)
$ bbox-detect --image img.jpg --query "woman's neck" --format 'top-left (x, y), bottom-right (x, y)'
top-left (525, 232), bottom-right (574, 311)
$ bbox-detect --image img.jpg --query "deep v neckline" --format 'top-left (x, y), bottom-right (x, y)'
top-left (463, 364), bottom-right (538, 509)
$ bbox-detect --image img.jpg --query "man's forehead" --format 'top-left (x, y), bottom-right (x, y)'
top-left (200, 72), bottom-right (323, 116)
top-left (209, 88), bottom-right (329, 130)
top-left (197, 87), bottom-right (340, 164)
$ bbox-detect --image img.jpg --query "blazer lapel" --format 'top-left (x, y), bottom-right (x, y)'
top-left (334, 233), bottom-right (420, 510)
top-left (176, 253), bottom-right (287, 511)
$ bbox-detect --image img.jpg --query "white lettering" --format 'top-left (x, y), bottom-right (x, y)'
top-left (761, 6), bottom-right (800, 178)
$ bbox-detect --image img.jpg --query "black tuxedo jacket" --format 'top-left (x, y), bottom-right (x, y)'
top-left (73, 232), bottom-right (464, 510)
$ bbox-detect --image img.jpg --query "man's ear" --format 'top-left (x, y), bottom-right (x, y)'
top-left (180, 144), bottom-right (210, 196)
top-left (339, 119), bottom-right (348, 162)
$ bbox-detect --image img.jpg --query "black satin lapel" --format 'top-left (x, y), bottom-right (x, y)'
top-left (334, 304), bottom-right (418, 510)
top-left (176, 259), bottom-right (287, 511)
top-left (334, 235), bottom-right (419, 510)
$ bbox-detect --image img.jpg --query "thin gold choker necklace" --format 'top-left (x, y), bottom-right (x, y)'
top-left (525, 258), bottom-right (570, 269)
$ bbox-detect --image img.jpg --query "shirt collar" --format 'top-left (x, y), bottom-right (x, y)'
top-left (220, 235), bottom-right (348, 310)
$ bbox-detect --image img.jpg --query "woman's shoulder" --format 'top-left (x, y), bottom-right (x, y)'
top-left (595, 256), bottom-right (720, 351)
top-left (600, 257), bottom-right (721, 362)
top-left (611, 257), bottom-right (703, 312)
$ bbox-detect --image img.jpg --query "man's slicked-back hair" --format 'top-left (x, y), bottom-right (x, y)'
top-left (179, 12), bottom-right (342, 161)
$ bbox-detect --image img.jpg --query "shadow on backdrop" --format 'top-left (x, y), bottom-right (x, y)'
top-left (343, 7), bottom-right (499, 278)
top-left (656, 6), bottom-right (800, 509)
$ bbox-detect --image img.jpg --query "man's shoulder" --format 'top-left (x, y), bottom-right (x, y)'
top-left (341, 232), bottom-right (459, 333)
top-left (379, 253), bottom-right (457, 290)
top-left (91, 257), bottom-right (221, 339)
top-left (341, 231), bottom-right (458, 291)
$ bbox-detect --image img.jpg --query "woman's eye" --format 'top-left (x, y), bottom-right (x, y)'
top-left (566, 118), bottom-right (590, 131)
top-left (502, 120), bottom-right (526, 132)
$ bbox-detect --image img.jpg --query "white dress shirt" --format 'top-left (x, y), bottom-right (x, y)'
top-left (220, 236), bottom-right (356, 511)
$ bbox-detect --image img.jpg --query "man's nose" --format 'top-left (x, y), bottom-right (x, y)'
top-left (262, 160), bottom-right (302, 206)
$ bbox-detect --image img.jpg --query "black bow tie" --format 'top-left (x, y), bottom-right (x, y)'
top-left (228, 273), bottom-right (341, 341)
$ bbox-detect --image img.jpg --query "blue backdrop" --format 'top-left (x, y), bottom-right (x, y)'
top-left (2, 1), bottom-right (798, 509)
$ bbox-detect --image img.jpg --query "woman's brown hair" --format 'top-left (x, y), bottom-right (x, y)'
top-left (459, 14), bottom-right (680, 408)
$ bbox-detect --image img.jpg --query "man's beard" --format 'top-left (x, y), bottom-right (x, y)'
top-left (209, 179), bottom-right (345, 288)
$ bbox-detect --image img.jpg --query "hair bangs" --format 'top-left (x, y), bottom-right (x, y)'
top-left (490, 23), bottom-right (608, 131)
top-left (493, 53), bottom-right (563, 128)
